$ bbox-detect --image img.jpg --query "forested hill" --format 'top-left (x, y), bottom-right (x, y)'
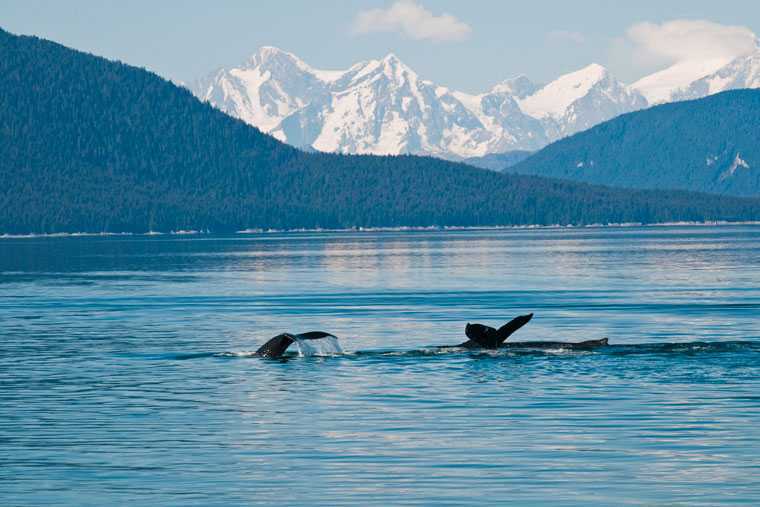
top-left (2, 28), bottom-right (760, 235)
top-left (464, 151), bottom-right (533, 171)
top-left (509, 89), bottom-right (760, 196)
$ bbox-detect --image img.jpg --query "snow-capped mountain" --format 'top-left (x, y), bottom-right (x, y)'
top-left (192, 47), bottom-right (760, 159)
top-left (631, 45), bottom-right (760, 104)
top-left (194, 47), bottom-right (336, 135)
top-left (676, 49), bottom-right (760, 101)
top-left (192, 49), bottom-right (643, 158)
top-left (284, 52), bottom-right (547, 157)
top-left (194, 48), bottom-right (553, 157)
top-left (518, 63), bottom-right (646, 139)
top-left (630, 58), bottom-right (733, 104)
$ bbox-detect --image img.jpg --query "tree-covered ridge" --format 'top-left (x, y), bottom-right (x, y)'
top-left (510, 89), bottom-right (760, 196)
top-left (464, 151), bottom-right (533, 171)
top-left (2, 27), bottom-right (760, 235)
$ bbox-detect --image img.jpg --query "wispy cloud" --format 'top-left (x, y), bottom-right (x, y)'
top-left (352, 1), bottom-right (471, 42)
top-left (547, 30), bottom-right (585, 45)
top-left (619, 19), bottom-right (758, 68)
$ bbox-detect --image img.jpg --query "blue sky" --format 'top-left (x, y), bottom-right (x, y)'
top-left (1, 0), bottom-right (759, 92)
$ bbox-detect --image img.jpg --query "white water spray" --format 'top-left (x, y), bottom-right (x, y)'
top-left (292, 335), bottom-right (343, 357)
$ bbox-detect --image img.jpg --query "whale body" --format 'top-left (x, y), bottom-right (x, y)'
top-left (496, 338), bottom-right (608, 350)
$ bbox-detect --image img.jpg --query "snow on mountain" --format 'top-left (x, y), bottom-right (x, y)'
top-left (489, 75), bottom-right (540, 99)
top-left (192, 47), bottom-right (760, 160)
top-left (193, 47), bottom-right (340, 136)
top-left (631, 58), bottom-right (733, 104)
top-left (520, 64), bottom-right (608, 119)
top-left (676, 49), bottom-right (760, 101)
top-left (194, 50), bottom-right (557, 158)
top-left (519, 64), bottom-right (647, 137)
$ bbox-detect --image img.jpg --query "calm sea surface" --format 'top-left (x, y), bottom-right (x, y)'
top-left (2, 226), bottom-right (760, 506)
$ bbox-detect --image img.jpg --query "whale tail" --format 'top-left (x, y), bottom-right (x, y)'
top-left (256, 331), bottom-right (336, 358)
top-left (495, 313), bottom-right (533, 342)
top-left (464, 313), bottom-right (534, 349)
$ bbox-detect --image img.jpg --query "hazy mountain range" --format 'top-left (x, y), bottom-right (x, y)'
top-left (192, 46), bottom-right (760, 159)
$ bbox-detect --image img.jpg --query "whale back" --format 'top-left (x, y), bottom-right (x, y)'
top-left (501, 337), bottom-right (609, 350)
top-left (465, 323), bottom-right (499, 348)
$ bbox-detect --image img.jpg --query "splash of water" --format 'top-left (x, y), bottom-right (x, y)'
top-left (292, 335), bottom-right (343, 357)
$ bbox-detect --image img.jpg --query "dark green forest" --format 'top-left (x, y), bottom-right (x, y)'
top-left (510, 89), bottom-right (760, 196)
top-left (3, 27), bottom-right (760, 234)
top-left (464, 150), bottom-right (533, 171)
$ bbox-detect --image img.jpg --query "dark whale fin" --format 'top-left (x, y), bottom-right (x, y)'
top-left (464, 313), bottom-right (534, 348)
top-left (495, 313), bottom-right (533, 343)
top-left (255, 331), bottom-right (338, 358)
top-left (294, 331), bottom-right (335, 341)
top-left (465, 323), bottom-right (497, 345)
top-left (256, 333), bottom-right (297, 358)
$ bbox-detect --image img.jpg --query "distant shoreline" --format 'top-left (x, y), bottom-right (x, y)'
top-left (3, 221), bottom-right (760, 240)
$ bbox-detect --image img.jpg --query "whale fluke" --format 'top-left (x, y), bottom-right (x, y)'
top-left (462, 313), bottom-right (533, 349)
top-left (256, 331), bottom-right (337, 358)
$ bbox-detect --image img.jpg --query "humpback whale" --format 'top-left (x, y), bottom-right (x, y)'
top-left (253, 315), bottom-right (608, 358)
top-left (455, 313), bottom-right (608, 350)
top-left (459, 313), bottom-right (535, 348)
top-left (255, 331), bottom-right (337, 358)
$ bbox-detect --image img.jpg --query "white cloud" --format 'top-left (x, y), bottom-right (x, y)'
top-left (547, 30), bottom-right (585, 45)
top-left (624, 19), bottom-right (758, 67)
top-left (352, 1), bottom-right (471, 42)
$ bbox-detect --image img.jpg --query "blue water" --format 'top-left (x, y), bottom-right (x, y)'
top-left (2, 226), bottom-right (760, 505)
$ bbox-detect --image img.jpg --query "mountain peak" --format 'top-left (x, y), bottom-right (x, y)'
top-left (585, 62), bottom-right (607, 71)
top-left (247, 46), bottom-right (321, 75)
top-left (519, 64), bottom-right (633, 121)
top-left (631, 58), bottom-right (732, 104)
top-left (379, 52), bottom-right (414, 75)
top-left (382, 52), bottom-right (401, 63)
top-left (490, 75), bottom-right (540, 98)
top-left (672, 48), bottom-right (760, 101)
top-left (341, 52), bottom-right (417, 85)
top-left (249, 46), bottom-right (297, 63)
top-left (243, 46), bottom-right (347, 83)
top-left (573, 63), bottom-right (609, 80)
top-left (257, 45), bottom-right (286, 55)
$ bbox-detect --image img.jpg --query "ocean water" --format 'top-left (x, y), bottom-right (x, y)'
top-left (1, 226), bottom-right (760, 506)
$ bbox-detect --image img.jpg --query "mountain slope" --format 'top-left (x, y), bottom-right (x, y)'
top-left (194, 47), bottom-right (338, 139)
top-left (518, 63), bottom-right (646, 139)
top-left (464, 151), bottom-right (533, 171)
top-left (631, 47), bottom-right (760, 104)
top-left (509, 89), bottom-right (760, 196)
top-left (192, 51), bottom-right (645, 159)
top-left (3, 27), bottom-right (760, 234)
top-left (194, 49), bottom-right (551, 158)
top-left (194, 47), bottom-right (760, 161)
top-left (677, 50), bottom-right (760, 101)
top-left (631, 58), bottom-right (733, 104)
